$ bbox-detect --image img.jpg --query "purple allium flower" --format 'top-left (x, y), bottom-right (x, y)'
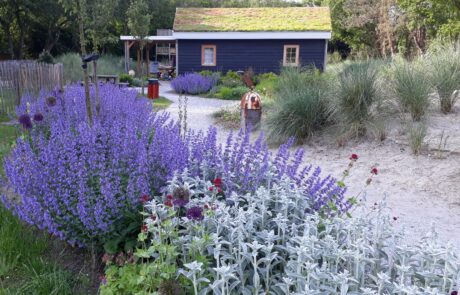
top-left (186, 206), bottom-right (204, 221)
top-left (33, 112), bottom-right (44, 122)
top-left (18, 114), bottom-right (32, 129)
top-left (46, 96), bottom-right (57, 106)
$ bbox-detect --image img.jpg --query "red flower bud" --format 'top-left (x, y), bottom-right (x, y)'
top-left (209, 186), bottom-right (214, 191)
top-left (218, 188), bottom-right (223, 193)
top-left (164, 200), bottom-right (173, 207)
top-left (139, 194), bottom-right (149, 203)
top-left (350, 154), bottom-right (359, 161)
top-left (166, 194), bottom-right (173, 200)
top-left (393, 216), bottom-right (398, 221)
top-left (371, 167), bottom-right (378, 175)
top-left (212, 177), bottom-right (223, 188)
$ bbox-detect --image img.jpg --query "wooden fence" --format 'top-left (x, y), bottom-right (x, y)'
top-left (0, 61), bottom-right (63, 114)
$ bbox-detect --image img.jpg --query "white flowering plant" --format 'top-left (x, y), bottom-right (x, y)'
top-left (103, 169), bottom-right (460, 294)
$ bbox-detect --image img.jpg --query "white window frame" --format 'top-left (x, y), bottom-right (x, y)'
top-left (283, 45), bottom-right (300, 66)
top-left (201, 44), bottom-right (216, 66)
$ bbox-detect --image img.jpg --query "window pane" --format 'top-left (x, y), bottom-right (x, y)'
top-left (204, 48), bottom-right (214, 65)
top-left (286, 47), bottom-right (297, 64)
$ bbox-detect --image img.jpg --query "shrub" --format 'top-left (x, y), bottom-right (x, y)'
top-left (220, 70), bottom-right (244, 88)
top-left (216, 85), bottom-right (248, 100)
top-left (266, 67), bottom-right (330, 143)
top-left (334, 61), bottom-right (380, 137)
top-left (37, 51), bottom-right (55, 64)
top-left (119, 73), bottom-right (134, 86)
top-left (171, 73), bottom-right (217, 95)
top-left (392, 61), bottom-right (431, 121)
top-left (104, 174), bottom-right (460, 294)
top-left (254, 72), bottom-right (278, 97)
top-left (426, 44), bottom-right (460, 113)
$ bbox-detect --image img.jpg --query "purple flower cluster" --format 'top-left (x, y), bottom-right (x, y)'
top-left (3, 84), bottom-right (350, 247)
top-left (3, 85), bottom-right (190, 246)
top-left (171, 73), bottom-right (217, 95)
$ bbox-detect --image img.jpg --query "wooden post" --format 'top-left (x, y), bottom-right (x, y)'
top-left (146, 43), bottom-right (150, 76)
top-left (136, 45), bottom-right (141, 77)
top-left (124, 41), bottom-right (129, 73)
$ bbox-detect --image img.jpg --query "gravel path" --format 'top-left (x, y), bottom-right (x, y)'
top-left (157, 81), bottom-right (237, 142)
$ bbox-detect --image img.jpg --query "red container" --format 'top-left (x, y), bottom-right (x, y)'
top-left (148, 79), bottom-right (159, 99)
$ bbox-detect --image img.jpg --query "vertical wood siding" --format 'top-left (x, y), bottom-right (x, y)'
top-left (177, 39), bottom-right (326, 74)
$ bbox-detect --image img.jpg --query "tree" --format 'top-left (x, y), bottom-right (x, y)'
top-left (127, 0), bottom-right (151, 96)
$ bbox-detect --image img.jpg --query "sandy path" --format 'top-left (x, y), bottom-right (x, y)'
top-left (158, 82), bottom-right (460, 248)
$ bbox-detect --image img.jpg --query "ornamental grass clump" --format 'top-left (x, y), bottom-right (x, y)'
top-left (171, 73), bottom-right (217, 95)
top-left (103, 173), bottom-right (460, 294)
top-left (392, 61), bottom-right (431, 121)
top-left (334, 61), bottom-right (380, 137)
top-left (426, 44), bottom-right (460, 113)
top-left (266, 67), bottom-right (331, 143)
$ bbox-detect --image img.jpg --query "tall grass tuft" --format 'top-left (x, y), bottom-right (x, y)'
top-left (333, 61), bottom-right (380, 137)
top-left (392, 61), bottom-right (431, 121)
top-left (266, 67), bottom-right (330, 143)
top-left (408, 122), bottom-right (427, 155)
top-left (426, 44), bottom-right (460, 113)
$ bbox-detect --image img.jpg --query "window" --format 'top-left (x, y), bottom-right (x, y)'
top-left (202, 45), bottom-right (216, 66)
top-left (283, 45), bottom-right (300, 66)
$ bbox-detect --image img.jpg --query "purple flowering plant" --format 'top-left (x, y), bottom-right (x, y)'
top-left (171, 73), bottom-right (217, 95)
top-left (3, 84), bottom-right (350, 248)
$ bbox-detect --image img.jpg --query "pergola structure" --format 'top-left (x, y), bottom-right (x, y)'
top-left (120, 34), bottom-right (177, 75)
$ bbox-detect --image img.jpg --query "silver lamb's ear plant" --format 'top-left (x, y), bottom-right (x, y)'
top-left (139, 170), bottom-right (460, 294)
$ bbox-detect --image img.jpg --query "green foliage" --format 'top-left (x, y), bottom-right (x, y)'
top-left (392, 60), bottom-right (431, 121)
top-left (119, 73), bottom-right (134, 86)
top-left (333, 60), bottom-right (380, 137)
top-left (37, 51), bottom-right (55, 64)
top-left (426, 44), bottom-right (460, 113)
top-left (0, 205), bottom-right (77, 294)
top-left (215, 86), bottom-right (247, 100)
top-left (220, 70), bottom-right (244, 88)
top-left (102, 210), bottom-right (143, 255)
top-left (0, 124), bottom-right (18, 176)
top-left (266, 67), bottom-right (331, 143)
top-left (254, 72), bottom-right (278, 97)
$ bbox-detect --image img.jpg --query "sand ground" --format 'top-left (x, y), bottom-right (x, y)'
top-left (158, 81), bottom-right (460, 248)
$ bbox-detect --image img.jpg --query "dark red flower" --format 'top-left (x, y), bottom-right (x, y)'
top-left (166, 194), bottom-right (173, 200)
top-left (141, 224), bottom-right (148, 232)
top-left (350, 154), bottom-right (359, 161)
top-left (393, 216), bottom-right (398, 221)
top-left (204, 204), bottom-right (210, 210)
top-left (209, 186), bottom-right (214, 192)
top-left (371, 167), bottom-right (378, 175)
top-left (164, 200), bottom-right (173, 207)
top-left (212, 177), bottom-right (222, 188)
top-left (218, 188), bottom-right (223, 193)
top-left (139, 194), bottom-right (149, 203)
top-left (451, 291), bottom-right (458, 295)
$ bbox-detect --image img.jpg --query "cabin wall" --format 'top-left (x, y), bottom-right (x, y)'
top-left (177, 39), bottom-right (326, 74)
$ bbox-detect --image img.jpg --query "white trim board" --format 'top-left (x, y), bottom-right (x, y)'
top-left (173, 31), bottom-right (331, 40)
top-left (120, 35), bottom-right (176, 41)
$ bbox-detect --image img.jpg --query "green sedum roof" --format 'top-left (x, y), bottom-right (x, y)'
top-left (173, 7), bottom-right (331, 32)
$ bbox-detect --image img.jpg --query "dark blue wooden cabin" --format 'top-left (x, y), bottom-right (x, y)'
top-left (172, 7), bottom-right (332, 74)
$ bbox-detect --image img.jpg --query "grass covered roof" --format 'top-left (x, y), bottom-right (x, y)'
top-left (173, 7), bottom-right (331, 32)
